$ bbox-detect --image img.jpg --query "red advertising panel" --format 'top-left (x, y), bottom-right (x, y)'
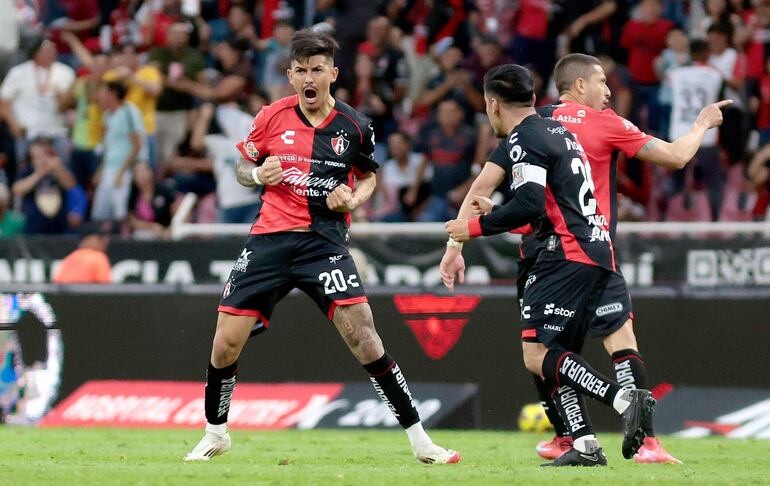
top-left (40, 381), bottom-right (344, 429)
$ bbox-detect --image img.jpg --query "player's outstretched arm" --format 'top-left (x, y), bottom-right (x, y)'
top-left (446, 182), bottom-right (545, 242)
top-left (637, 99), bottom-right (733, 169)
top-left (440, 162), bottom-right (505, 290)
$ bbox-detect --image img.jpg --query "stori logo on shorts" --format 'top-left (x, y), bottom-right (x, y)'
top-left (544, 303), bottom-right (575, 317)
top-left (595, 302), bottom-right (623, 317)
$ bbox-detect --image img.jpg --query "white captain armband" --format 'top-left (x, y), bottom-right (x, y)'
top-left (511, 163), bottom-right (546, 190)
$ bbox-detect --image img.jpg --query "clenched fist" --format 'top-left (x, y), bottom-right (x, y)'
top-left (470, 195), bottom-right (495, 216)
top-left (326, 184), bottom-right (357, 212)
top-left (445, 219), bottom-right (470, 242)
top-left (258, 156), bottom-right (284, 186)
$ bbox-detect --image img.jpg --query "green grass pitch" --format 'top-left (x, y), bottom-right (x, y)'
top-left (1, 427), bottom-right (768, 485)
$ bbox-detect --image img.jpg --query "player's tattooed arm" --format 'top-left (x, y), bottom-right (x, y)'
top-left (236, 157), bottom-right (259, 187)
top-left (640, 139), bottom-right (657, 153)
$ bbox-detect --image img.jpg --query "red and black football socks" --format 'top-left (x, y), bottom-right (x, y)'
top-left (364, 352), bottom-right (420, 428)
top-left (205, 361), bottom-right (238, 426)
top-left (533, 374), bottom-right (570, 438)
top-left (612, 348), bottom-right (654, 436)
top-left (550, 385), bottom-right (596, 452)
top-left (543, 350), bottom-right (625, 410)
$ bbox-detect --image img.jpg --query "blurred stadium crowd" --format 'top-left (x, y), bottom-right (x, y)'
top-left (0, 0), bottom-right (769, 238)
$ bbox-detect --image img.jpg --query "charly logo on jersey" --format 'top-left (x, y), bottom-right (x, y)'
top-left (233, 249), bottom-right (251, 272)
top-left (244, 141), bottom-right (260, 159)
top-left (331, 130), bottom-right (350, 156)
top-left (329, 255), bottom-right (343, 264)
top-left (281, 130), bottom-right (296, 145)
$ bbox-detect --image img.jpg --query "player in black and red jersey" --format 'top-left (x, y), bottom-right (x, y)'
top-left (442, 54), bottom-right (730, 464)
top-left (185, 29), bottom-right (459, 464)
top-left (446, 64), bottom-right (655, 467)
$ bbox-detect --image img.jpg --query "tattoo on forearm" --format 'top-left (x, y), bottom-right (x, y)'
top-left (236, 157), bottom-right (257, 187)
top-left (641, 139), bottom-right (657, 152)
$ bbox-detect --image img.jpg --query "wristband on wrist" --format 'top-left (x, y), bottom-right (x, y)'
top-left (446, 238), bottom-right (464, 249)
top-left (251, 166), bottom-right (263, 185)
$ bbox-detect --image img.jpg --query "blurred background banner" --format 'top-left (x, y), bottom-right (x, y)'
top-left (654, 386), bottom-right (770, 439)
top-left (2, 288), bottom-right (767, 430)
top-left (40, 380), bottom-right (479, 430)
top-left (2, 234), bottom-right (770, 287)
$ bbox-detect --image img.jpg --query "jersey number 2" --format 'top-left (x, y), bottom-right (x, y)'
top-left (571, 157), bottom-right (597, 216)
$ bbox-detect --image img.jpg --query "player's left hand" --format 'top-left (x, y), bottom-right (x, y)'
top-left (696, 99), bottom-right (733, 129)
top-left (470, 195), bottom-right (495, 215)
top-left (445, 219), bottom-right (470, 242)
top-left (326, 184), bottom-right (357, 212)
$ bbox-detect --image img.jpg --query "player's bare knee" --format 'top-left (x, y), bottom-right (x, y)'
top-left (211, 332), bottom-right (242, 366)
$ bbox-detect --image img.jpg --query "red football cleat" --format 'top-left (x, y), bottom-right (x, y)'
top-left (536, 435), bottom-right (574, 460)
top-left (633, 437), bottom-right (683, 464)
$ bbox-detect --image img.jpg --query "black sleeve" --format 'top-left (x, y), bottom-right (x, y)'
top-left (487, 139), bottom-right (510, 171)
top-left (354, 121), bottom-right (380, 173)
top-left (478, 183), bottom-right (545, 236)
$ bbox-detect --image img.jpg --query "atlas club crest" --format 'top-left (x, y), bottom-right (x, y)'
top-left (331, 130), bottom-right (350, 156)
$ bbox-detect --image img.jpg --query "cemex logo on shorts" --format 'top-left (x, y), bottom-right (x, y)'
top-left (596, 302), bottom-right (623, 317)
top-left (544, 303), bottom-right (575, 317)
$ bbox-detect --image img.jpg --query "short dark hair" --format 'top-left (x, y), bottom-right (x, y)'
top-left (104, 80), bottom-right (128, 100)
top-left (690, 38), bottom-right (710, 61)
top-left (483, 64), bottom-right (534, 106)
top-left (553, 53), bottom-right (602, 94)
top-left (390, 131), bottom-right (412, 145)
top-left (707, 23), bottom-right (732, 38)
top-left (290, 28), bottom-right (338, 63)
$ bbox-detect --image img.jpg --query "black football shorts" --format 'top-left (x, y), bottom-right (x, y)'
top-left (517, 258), bottom-right (632, 339)
top-left (520, 259), bottom-right (611, 352)
top-left (218, 231), bottom-right (367, 335)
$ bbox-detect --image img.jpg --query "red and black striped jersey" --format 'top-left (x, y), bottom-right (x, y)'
top-left (488, 114), bottom-right (616, 271)
top-left (538, 100), bottom-right (652, 237)
top-left (236, 95), bottom-right (378, 245)
top-left (515, 101), bottom-right (652, 260)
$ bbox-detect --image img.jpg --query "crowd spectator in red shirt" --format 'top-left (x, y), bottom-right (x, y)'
top-left (48, 0), bottom-right (101, 63)
top-left (141, 0), bottom-right (199, 49)
top-left (620, 0), bottom-right (673, 134)
top-left (511, 0), bottom-right (557, 94)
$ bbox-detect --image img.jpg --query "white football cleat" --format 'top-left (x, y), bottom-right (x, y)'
top-left (184, 431), bottom-right (232, 462)
top-left (413, 442), bottom-right (461, 464)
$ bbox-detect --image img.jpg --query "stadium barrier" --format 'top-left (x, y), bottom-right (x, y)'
top-left (1, 287), bottom-right (767, 430)
top-left (3, 232), bottom-right (770, 290)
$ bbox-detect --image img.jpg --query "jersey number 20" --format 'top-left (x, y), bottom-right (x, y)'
top-left (571, 157), bottom-right (597, 216)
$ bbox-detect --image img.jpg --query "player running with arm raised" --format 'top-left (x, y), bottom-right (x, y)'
top-left (441, 54), bottom-right (729, 464)
top-left (185, 29), bottom-right (459, 465)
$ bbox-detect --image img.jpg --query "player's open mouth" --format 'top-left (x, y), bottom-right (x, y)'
top-left (304, 87), bottom-right (318, 104)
